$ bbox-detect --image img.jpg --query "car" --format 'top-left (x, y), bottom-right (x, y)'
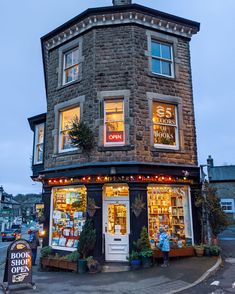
top-left (11, 224), bottom-right (22, 233)
top-left (1, 229), bottom-right (20, 242)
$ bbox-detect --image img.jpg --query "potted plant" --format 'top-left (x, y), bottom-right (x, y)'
top-left (210, 245), bottom-right (221, 256)
top-left (87, 198), bottom-right (100, 218)
top-left (131, 195), bottom-right (146, 218)
top-left (194, 244), bottom-right (204, 257)
top-left (204, 245), bottom-right (211, 257)
top-left (127, 250), bottom-right (141, 270)
top-left (135, 226), bottom-right (152, 268)
top-left (86, 256), bottom-right (101, 273)
top-left (78, 219), bottom-right (96, 273)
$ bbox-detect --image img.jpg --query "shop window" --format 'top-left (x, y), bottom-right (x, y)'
top-left (51, 186), bottom-right (87, 250)
top-left (104, 100), bottom-right (125, 146)
top-left (152, 101), bottom-right (179, 149)
top-left (151, 41), bottom-right (174, 77)
top-left (34, 123), bottom-right (44, 164)
top-left (147, 185), bottom-right (193, 248)
top-left (220, 199), bottom-right (234, 213)
top-left (59, 107), bottom-right (80, 152)
top-left (107, 203), bottom-right (127, 235)
top-left (104, 184), bottom-right (129, 197)
top-left (63, 47), bottom-right (80, 85)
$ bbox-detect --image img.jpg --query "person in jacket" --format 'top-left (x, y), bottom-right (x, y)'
top-left (29, 227), bottom-right (40, 266)
top-left (158, 227), bottom-right (170, 267)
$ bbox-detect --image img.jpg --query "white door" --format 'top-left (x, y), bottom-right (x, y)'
top-left (103, 200), bottom-right (129, 261)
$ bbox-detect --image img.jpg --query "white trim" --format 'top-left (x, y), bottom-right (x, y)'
top-left (220, 198), bottom-right (235, 213)
top-left (33, 123), bottom-right (44, 164)
top-left (188, 186), bottom-right (194, 245)
top-left (62, 47), bottom-right (80, 85)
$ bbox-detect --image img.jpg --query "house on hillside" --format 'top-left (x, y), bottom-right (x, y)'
top-left (207, 156), bottom-right (235, 222)
top-left (28, 0), bottom-right (200, 261)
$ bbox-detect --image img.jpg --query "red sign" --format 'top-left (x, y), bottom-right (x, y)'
top-left (106, 131), bottom-right (124, 142)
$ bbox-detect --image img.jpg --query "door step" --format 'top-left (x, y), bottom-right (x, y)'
top-left (102, 262), bottom-right (130, 273)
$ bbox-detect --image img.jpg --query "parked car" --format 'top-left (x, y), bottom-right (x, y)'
top-left (1, 229), bottom-right (20, 242)
top-left (11, 224), bottom-right (22, 233)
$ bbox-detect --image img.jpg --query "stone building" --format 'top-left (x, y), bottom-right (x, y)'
top-left (207, 156), bottom-right (235, 222)
top-left (28, 0), bottom-right (200, 261)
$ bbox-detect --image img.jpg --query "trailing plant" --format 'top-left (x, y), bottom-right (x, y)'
top-left (210, 245), bottom-right (221, 256)
top-left (79, 219), bottom-right (96, 259)
top-left (40, 246), bottom-right (52, 258)
top-left (139, 250), bottom-right (153, 258)
top-left (69, 118), bottom-right (94, 156)
top-left (127, 250), bottom-right (140, 261)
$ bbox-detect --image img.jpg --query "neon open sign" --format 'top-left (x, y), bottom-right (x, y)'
top-left (106, 131), bottom-right (123, 142)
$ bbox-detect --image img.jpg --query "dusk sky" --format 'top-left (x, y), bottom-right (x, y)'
top-left (0, 0), bottom-right (234, 195)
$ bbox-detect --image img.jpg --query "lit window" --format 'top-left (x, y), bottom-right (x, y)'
top-left (59, 107), bottom-right (80, 152)
top-left (63, 47), bottom-right (80, 85)
top-left (221, 199), bottom-right (234, 213)
top-left (152, 101), bottom-right (178, 149)
top-left (104, 100), bottom-right (124, 145)
top-left (51, 187), bottom-right (87, 250)
top-left (34, 124), bottom-right (44, 164)
top-left (151, 41), bottom-right (174, 77)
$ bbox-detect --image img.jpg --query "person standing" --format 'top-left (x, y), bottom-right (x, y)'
top-left (29, 227), bottom-right (40, 266)
top-left (158, 227), bottom-right (170, 267)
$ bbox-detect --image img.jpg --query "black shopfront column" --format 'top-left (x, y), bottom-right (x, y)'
top-left (42, 185), bottom-right (52, 247)
top-left (86, 183), bottom-right (103, 261)
top-left (129, 183), bottom-right (148, 252)
top-left (190, 184), bottom-right (202, 244)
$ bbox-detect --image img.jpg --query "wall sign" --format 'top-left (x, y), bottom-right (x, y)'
top-left (1, 239), bottom-right (36, 293)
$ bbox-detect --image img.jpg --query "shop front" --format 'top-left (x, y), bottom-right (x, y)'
top-left (42, 166), bottom-right (200, 262)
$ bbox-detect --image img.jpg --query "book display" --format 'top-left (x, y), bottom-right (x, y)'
top-left (51, 187), bottom-right (87, 249)
top-left (107, 204), bottom-right (127, 235)
top-left (148, 185), bottom-right (192, 248)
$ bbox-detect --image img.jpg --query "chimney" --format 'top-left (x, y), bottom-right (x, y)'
top-left (112, 0), bottom-right (132, 5)
top-left (207, 155), bottom-right (214, 167)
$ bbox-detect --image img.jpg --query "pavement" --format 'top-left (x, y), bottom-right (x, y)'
top-left (0, 254), bottom-right (220, 294)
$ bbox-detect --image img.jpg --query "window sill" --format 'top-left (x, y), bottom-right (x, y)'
top-left (98, 145), bottom-right (134, 152)
top-left (148, 72), bottom-right (178, 82)
top-left (57, 78), bottom-right (82, 90)
top-left (151, 147), bottom-right (185, 153)
top-left (52, 149), bottom-right (81, 157)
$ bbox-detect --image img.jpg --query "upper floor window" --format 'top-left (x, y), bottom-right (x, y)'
top-left (152, 101), bottom-right (178, 149)
top-left (59, 107), bottom-right (80, 152)
top-left (63, 47), bottom-right (80, 85)
top-left (104, 100), bottom-right (124, 146)
top-left (151, 41), bottom-right (174, 77)
top-left (34, 124), bottom-right (44, 164)
top-left (221, 199), bottom-right (234, 213)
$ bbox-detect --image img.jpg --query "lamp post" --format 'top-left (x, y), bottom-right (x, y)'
top-left (200, 165), bottom-right (212, 245)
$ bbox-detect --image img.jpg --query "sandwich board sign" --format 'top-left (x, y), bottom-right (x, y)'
top-left (1, 239), bottom-right (36, 293)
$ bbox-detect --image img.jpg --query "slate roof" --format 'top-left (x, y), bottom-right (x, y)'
top-left (209, 166), bottom-right (235, 182)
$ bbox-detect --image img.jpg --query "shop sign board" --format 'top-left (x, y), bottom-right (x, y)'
top-left (1, 239), bottom-right (36, 293)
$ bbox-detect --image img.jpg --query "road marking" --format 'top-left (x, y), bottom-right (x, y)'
top-left (210, 281), bottom-right (220, 286)
top-left (232, 282), bottom-right (235, 289)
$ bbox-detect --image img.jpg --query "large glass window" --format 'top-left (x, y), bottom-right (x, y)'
top-left (151, 41), bottom-right (174, 77)
top-left (107, 203), bottom-right (127, 235)
top-left (51, 187), bottom-right (87, 250)
top-left (63, 47), bottom-right (80, 85)
top-left (104, 184), bottom-right (129, 197)
top-left (104, 100), bottom-right (124, 146)
top-left (148, 185), bottom-right (193, 248)
top-left (152, 101), bottom-right (178, 149)
top-left (59, 107), bottom-right (80, 152)
top-left (34, 124), bottom-right (44, 164)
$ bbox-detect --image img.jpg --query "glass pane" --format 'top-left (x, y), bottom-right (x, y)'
top-left (161, 44), bottom-right (171, 59)
top-left (37, 125), bottom-right (44, 144)
top-left (73, 48), bottom-right (79, 64)
top-left (52, 187), bottom-right (87, 248)
top-left (104, 185), bottom-right (129, 197)
top-left (105, 101), bottom-right (124, 122)
top-left (152, 102), bottom-right (176, 125)
top-left (72, 65), bottom-right (79, 81)
top-left (61, 131), bottom-right (72, 150)
top-left (108, 204), bottom-right (127, 235)
top-left (162, 61), bottom-right (171, 76)
top-left (152, 59), bottom-right (161, 74)
top-left (61, 107), bottom-right (80, 131)
top-left (65, 68), bottom-right (73, 83)
top-left (106, 122), bottom-right (124, 143)
top-left (36, 144), bottom-right (43, 162)
top-left (65, 52), bottom-right (73, 68)
top-left (151, 42), bottom-right (160, 57)
top-left (153, 124), bottom-right (176, 146)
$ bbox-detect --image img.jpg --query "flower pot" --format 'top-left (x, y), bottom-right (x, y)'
top-left (194, 247), bottom-right (204, 257)
top-left (204, 247), bottom-right (211, 257)
top-left (78, 259), bottom-right (87, 274)
top-left (141, 256), bottom-right (152, 268)
top-left (130, 259), bottom-right (141, 270)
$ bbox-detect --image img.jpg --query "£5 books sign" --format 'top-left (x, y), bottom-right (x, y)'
top-left (3, 239), bottom-right (32, 285)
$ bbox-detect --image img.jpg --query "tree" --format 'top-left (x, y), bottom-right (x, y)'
top-left (79, 219), bottom-right (96, 259)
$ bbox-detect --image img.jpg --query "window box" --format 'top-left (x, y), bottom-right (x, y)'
top-left (152, 246), bottom-right (195, 263)
top-left (40, 257), bottom-right (78, 272)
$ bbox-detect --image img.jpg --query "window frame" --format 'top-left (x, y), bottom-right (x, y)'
top-left (33, 123), bottom-right (44, 165)
top-left (152, 101), bottom-right (179, 150)
top-left (58, 106), bottom-right (80, 153)
top-left (62, 46), bottom-right (80, 85)
top-left (220, 198), bottom-right (234, 213)
top-left (151, 40), bottom-right (174, 78)
top-left (104, 98), bottom-right (125, 147)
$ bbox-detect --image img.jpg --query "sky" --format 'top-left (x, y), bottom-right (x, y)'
top-left (0, 0), bottom-right (235, 195)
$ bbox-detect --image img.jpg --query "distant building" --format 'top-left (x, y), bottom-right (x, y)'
top-left (207, 156), bottom-right (235, 222)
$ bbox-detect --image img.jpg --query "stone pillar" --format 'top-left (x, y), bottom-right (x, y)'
top-left (85, 183), bottom-right (103, 261)
top-left (42, 185), bottom-right (52, 247)
top-left (129, 182), bottom-right (148, 251)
